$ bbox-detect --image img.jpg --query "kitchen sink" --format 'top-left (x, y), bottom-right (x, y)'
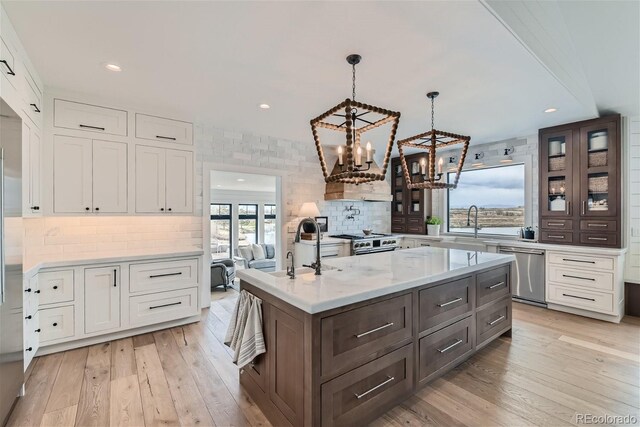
top-left (269, 265), bottom-right (339, 277)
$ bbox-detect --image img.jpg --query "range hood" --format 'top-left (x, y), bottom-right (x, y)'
top-left (324, 158), bottom-right (392, 202)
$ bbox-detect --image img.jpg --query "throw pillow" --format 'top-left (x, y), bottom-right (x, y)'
top-left (238, 246), bottom-right (254, 261)
top-left (252, 243), bottom-right (266, 260)
top-left (264, 244), bottom-right (275, 259)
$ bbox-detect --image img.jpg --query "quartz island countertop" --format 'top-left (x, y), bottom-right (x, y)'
top-left (237, 246), bottom-right (514, 313)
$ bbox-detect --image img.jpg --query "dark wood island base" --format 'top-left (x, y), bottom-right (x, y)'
top-left (239, 261), bottom-right (514, 427)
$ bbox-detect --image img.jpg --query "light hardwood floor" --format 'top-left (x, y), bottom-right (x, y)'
top-left (8, 290), bottom-right (640, 427)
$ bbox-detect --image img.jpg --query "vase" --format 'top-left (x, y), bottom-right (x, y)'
top-left (427, 224), bottom-right (440, 236)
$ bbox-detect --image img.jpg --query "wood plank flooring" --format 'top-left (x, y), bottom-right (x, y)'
top-left (7, 290), bottom-right (640, 427)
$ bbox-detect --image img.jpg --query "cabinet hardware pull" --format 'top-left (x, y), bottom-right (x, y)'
top-left (562, 258), bottom-right (594, 264)
top-left (149, 272), bottom-right (183, 279)
top-left (547, 222), bottom-right (564, 226)
top-left (79, 124), bottom-right (105, 131)
top-left (487, 281), bottom-right (505, 290)
top-left (160, 208), bottom-right (165, 211)
top-left (156, 135), bottom-right (177, 141)
top-left (562, 274), bottom-right (595, 281)
top-left (354, 376), bottom-right (395, 399)
top-left (113, 269), bottom-right (117, 287)
top-left (25, 315), bottom-right (32, 320)
top-left (26, 347), bottom-right (33, 352)
top-left (548, 235), bottom-right (565, 239)
top-left (25, 288), bottom-right (32, 293)
top-left (53, 285), bottom-right (58, 290)
top-left (355, 322), bottom-right (394, 338)
top-left (588, 237), bottom-right (607, 241)
top-left (567, 201), bottom-right (571, 215)
top-left (588, 223), bottom-right (607, 227)
top-left (437, 297), bottom-right (462, 307)
top-left (167, 208), bottom-right (172, 212)
top-left (30, 103), bottom-right (41, 113)
top-left (52, 322), bottom-right (58, 327)
top-left (95, 207), bottom-right (100, 211)
top-left (582, 201), bottom-right (586, 215)
top-left (35, 329), bottom-right (41, 333)
top-left (437, 339), bottom-right (463, 353)
top-left (488, 315), bottom-right (506, 326)
top-left (562, 293), bottom-right (595, 302)
top-left (0, 59), bottom-right (15, 75)
top-left (85, 207), bottom-right (90, 211)
top-left (35, 290), bottom-right (40, 294)
top-left (149, 301), bottom-right (182, 310)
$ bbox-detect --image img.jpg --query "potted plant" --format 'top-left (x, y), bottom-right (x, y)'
top-left (426, 216), bottom-right (443, 236)
top-left (522, 226), bottom-right (535, 240)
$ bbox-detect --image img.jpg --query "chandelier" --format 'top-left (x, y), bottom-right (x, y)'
top-left (397, 91), bottom-right (470, 190)
top-left (310, 54), bottom-right (401, 185)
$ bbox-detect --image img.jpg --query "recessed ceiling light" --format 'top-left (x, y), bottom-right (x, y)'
top-left (544, 107), bottom-right (557, 113)
top-left (259, 103), bottom-right (270, 109)
top-left (104, 63), bottom-right (122, 72)
top-left (237, 178), bottom-right (245, 182)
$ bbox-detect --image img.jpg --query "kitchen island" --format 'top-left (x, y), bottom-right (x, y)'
top-left (237, 247), bottom-right (515, 427)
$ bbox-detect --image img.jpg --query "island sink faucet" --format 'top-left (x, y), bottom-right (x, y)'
top-left (295, 218), bottom-right (322, 275)
top-left (286, 251), bottom-right (295, 279)
top-left (466, 205), bottom-right (481, 238)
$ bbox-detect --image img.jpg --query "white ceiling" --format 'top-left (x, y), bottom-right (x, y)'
top-left (211, 170), bottom-right (276, 192)
top-left (4, 1), bottom-right (639, 152)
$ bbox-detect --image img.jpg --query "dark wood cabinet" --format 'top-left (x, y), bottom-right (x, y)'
top-left (539, 115), bottom-right (621, 247)
top-left (391, 155), bottom-right (427, 234)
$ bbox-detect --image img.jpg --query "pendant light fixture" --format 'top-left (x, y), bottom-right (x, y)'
top-left (310, 54), bottom-right (401, 185)
top-left (397, 91), bottom-right (470, 190)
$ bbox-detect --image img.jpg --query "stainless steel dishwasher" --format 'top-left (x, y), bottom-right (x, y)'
top-left (499, 246), bottom-right (546, 306)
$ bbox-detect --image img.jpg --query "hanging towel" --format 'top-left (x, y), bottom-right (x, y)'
top-left (224, 290), bottom-right (266, 368)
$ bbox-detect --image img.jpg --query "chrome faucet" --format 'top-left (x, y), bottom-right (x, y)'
top-left (295, 218), bottom-right (322, 275)
top-left (286, 251), bottom-right (295, 279)
top-left (466, 205), bottom-right (481, 238)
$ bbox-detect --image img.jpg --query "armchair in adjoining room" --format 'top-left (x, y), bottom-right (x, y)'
top-left (211, 259), bottom-right (236, 291)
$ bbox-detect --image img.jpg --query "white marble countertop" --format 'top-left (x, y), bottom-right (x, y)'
top-left (237, 247), bottom-right (514, 314)
top-left (24, 247), bottom-right (204, 277)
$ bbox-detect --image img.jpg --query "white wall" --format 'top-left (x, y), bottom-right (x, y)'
top-left (625, 117), bottom-right (640, 283)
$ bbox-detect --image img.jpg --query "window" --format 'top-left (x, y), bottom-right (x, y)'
top-left (238, 204), bottom-right (258, 248)
top-left (264, 204), bottom-right (277, 245)
top-left (211, 204), bottom-right (232, 260)
top-left (447, 164), bottom-right (525, 236)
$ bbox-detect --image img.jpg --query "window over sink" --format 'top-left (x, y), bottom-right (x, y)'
top-left (447, 164), bottom-right (525, 236)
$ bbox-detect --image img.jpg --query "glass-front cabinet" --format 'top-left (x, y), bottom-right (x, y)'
top-left (538, 115), bottom-right (621, 247)
top-left (391, 154), bottom-right (427, 234)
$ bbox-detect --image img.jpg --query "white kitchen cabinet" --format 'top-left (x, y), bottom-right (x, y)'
top-left (20, 66), bottom-right (42, 127)
top-left (0, 36), bottom-right (16, 89)
top-left (84, 266), bottom-right (121, 334)
top-left (135, 113), bottom-right (193, 145)
top-left (54, 99), bottom-right (127, 136)
top-left (39, 305), bottom-right (75, 343)
top-left (53, 136), bottom-right (128, 213)
top-left (53, 135), bottom-right (92, 213)
top-left (92, 139), bottom-right (128, 213)
top-left (165, 149), bottom-right (193, 213)
top-left (135, 145), bottom-right (193, 214)
top-left (22, 118), bottom-right (41, 215)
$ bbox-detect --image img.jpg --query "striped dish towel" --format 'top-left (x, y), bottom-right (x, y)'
top-left (224, 290), bottom-right (266, 368)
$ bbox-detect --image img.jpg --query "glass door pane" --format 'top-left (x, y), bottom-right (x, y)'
top-left (211, 203), bottom-right (232, 260)
top-left (580, 121), bottom-right (617, 217)
top-left (541, 130), bottom-right (573, 217)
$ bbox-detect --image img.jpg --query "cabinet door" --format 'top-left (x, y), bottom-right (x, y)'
top-left (84, 266), bottom-right (120, 334)
top-left (135, 145), bottom-right (166, 213)
top-left (578, 120), bottom-right (618, 218)
top-left (53, 135), bottom-right (93, 213)
top-left (540, 129), bottom-right (575, 218)
top-left (22, 120), bottom-right (41, 214)
top-left (165, 149), bottom-right (193, 213)
top-left (93, 140), bottom-right (127, 213)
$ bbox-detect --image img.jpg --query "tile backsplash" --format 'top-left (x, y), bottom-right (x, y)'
top-left (24, 216), bottom-right (203, 260)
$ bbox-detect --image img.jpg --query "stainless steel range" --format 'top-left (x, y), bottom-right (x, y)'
top-left (330, 233), bottom-right (399, 255)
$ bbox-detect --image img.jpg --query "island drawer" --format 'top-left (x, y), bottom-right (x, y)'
top-left (321, 344), bottom-right (413, 427)
top-left (418, 315), bottom-right (473, 384)
top-left (419, 276), bottom-right (473, 333)
top-left (476, 265), bottom-right (510, 307)
top-left (476, 297), bottom-right (511, 347)
top-left (129, 258), bottom-right (199, 293)
top-left (321, 293), bottom-right (412, 378)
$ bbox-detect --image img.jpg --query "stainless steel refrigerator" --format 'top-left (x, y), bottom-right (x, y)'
top-left (0, 97), bottom-right (24, 425)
